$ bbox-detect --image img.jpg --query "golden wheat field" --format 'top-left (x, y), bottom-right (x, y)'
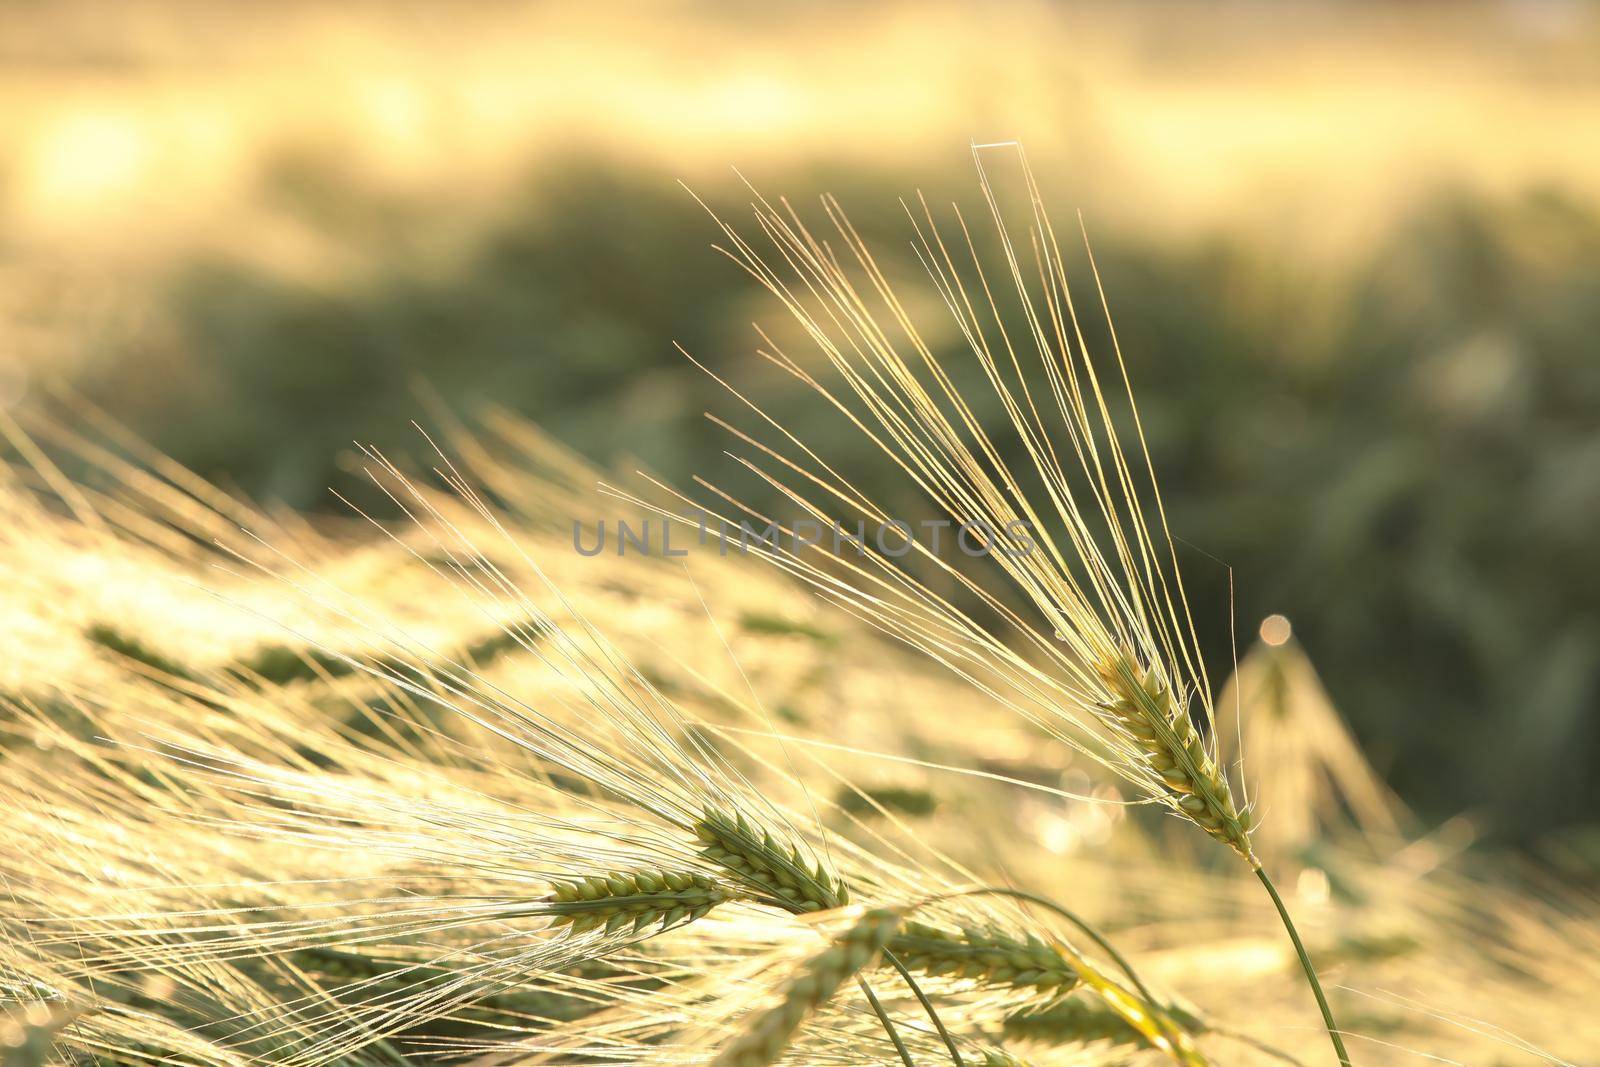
top-left (4, 3), bottom-right (1600, 1066)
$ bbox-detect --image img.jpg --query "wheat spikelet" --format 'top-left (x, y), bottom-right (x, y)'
top-left (545, 869), bottom-right (738, 935)
top-left (712, 907), bottom-right (903, 1067)
top-left (976, 1051), bottom-right (1031, 1067)
top-left (1005, 996), bottom-right (1207, 1049)
top-left (694, 808), bottom-right (848, 912)
top-left (1096, 649), bottom-right (1251, 858)
top-left (887, 919), bottom-right (1080, 997)
top-left (691, 807), bottom-right (1104, 1009)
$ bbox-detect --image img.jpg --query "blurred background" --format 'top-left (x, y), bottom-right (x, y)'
top-left (2, 0), bottom-right (1597, 852)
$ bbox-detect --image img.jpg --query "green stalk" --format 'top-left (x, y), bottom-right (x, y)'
top-left (883, 949), bottom-right (964, 1067)
top-left (857, 975), bottom-right (917, 1067)
top-left (1253, 864), bottom-right (1352, 1067)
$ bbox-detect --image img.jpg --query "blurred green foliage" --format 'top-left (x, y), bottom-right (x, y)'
top-left (1104, 189), bottom-right (1600, 843)
top-left (69, 156), bottom-right (1600, 845)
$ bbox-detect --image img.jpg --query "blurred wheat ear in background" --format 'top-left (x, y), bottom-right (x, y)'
top-left (1218, 615), bottom-right (1409, 866)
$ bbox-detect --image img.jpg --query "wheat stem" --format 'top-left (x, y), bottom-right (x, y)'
top-left (1254, 864), bottom-right (1352, 1067)
top-left (1100, 651), bottom-right (1350, 1064)
top-left (881, 949), bottom-right (964, 1067)
top-left (856, 975), bottom-right (918, 1067)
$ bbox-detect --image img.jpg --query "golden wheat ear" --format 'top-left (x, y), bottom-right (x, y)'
top-left (1097, 648), bottom-right (1252, 859)
top-left (681, 145), bottom-right (1352, 1066)
top-left (713, 907), bottom-right (904, 1067)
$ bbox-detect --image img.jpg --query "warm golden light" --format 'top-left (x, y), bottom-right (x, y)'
top-left (0, 5), bottom-right (1594, 1062)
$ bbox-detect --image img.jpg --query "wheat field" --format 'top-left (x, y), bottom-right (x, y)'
top-left (3, 147), bottom-right (1597, 1066)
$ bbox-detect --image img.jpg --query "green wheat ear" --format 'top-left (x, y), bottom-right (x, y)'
top-left (1098, 650), bottom-right (1253, 859)
top-left (889, 920), bottom-right (1082, 998)
top-left (977, 1050), bottom-right (1033, 1067)
top-left (1005, 996), bottom-right (1208, 1049)
top-left (712, 907), bottom-right (903, 1067)
top-left (545, 868), bottom-right (739, 935)
top-left (693, 809), bottom-right (847, 912)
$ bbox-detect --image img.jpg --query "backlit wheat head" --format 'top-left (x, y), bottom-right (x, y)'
top-left (626, 146), bottom-right (1256, 863)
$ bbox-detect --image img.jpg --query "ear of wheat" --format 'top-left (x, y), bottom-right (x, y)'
top-left (1006, 996), bottom-right (1209, 1050)
top-left (653, 144), bottom-right (1350, 1064)
top-left (544, 869), bottom-right (739, 934)
top-left (976, 1052), bottom-right (1030, 1067)
top-left (694, 808), bottom-right (849, 911)
top-left (713, 907), bottom-right (905, 1067)
top-left (1097, 650), bottom-right (1251, 858)
top-left (888, 920), bottom-right (1080, 997)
